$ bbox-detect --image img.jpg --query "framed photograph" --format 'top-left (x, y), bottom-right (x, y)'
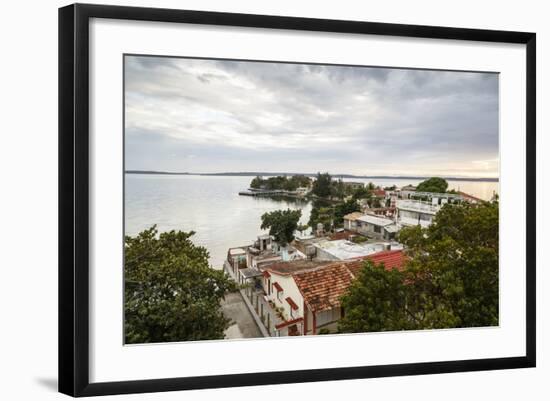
top-left (58, 3), bottom-right (536, 397)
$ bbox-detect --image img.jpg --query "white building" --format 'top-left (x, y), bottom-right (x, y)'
top-left (312, 239), bottom-right (401, 261)
top-left (343, 212), bottom-right (363, 231)
top-left (261, 250), bottom-right (407, 335)
top-left (400, 184), bottom-right (417, 199)
top-left (396, 199), bottom-right (440, 228)
top-left (355, 214), bottom-right (398, 240)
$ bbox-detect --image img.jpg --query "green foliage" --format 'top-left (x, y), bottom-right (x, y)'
top-left (311, 172), bottom-right (332, 198)
top-left (260, 209), bottom-right (302, 246)
top-left (309, 197), bottom-right (360, 231)
top-left (339, 201), bottom-right (499, 333)
top-left (308, 198), bottom-right (334, 232)
top-left (400, 201), bottom-right (499, 329)
top-left (351, 186), bottom-right (371, 200)
top-left (339, 260), bottom-right (411, 333)
top-left (296, 224), bottom-right (309, 234)
top-left (351, 235), bottom-right (369, 243)
top-left (330, 179), bottom-right (346, 200)
top-left (333, 199), bottom-right (361, 225)
top-left (124, 226), bottom-right (237, 344)
top-left (351, 186), bottom-right (382, 208)
top-left (250, 176), bottom-right (263, 189)
top-left (249, 175), bottom-right (311, 191)
top-left (416, 177), bottom-right (448, 193)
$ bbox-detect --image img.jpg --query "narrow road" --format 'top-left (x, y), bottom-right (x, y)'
top-left (221, 291), bottom-right (263, 339)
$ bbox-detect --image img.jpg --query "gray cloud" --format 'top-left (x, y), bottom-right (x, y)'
top-left (124, 55), bottom-right (499, 177)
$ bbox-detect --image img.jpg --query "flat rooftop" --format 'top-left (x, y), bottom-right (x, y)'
top-left (313, 239), bottom-right (389, 261)
top-left (357, 214), bottom-right (395, 227)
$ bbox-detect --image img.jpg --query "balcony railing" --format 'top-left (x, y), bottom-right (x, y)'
top-left (396, 199), bottom-right (440, 214)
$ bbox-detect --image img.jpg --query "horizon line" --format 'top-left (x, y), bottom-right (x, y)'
top-left (124, 170), bottom-right (499, 182)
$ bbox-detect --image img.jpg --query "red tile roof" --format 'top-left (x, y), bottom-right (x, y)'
top-left (293, 250), bottom-right (406, 312)
top-left (263, 271), bottom-right (271, 278)
top-left (457, 191), bottom-right (484, 203)
top-left (293, 263), bottom-right (354, 313)
top-left (273, 282), bottom-right (283, 292)
top-left (347, 250), bottom-right (406, 276)
top-left (285, 297), bottom-right (299, 310)
top-left (263, 260), bottom-right (332, 276)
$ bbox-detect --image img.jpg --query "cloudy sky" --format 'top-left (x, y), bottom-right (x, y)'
top-left (125, 55), bottom-right (499, 178)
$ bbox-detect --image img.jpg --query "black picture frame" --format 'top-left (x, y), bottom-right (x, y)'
top-left (59, 3), bottom-right (536, 397)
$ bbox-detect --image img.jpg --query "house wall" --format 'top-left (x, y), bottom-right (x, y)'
top-left (304, 307), bottom-right (342, 335)
top-left (316, 308), bottom-right (342, 332)
top-left (356, 221), bottom-right (385, 239)
top-left (264, 272), bottom-right (305, 322)
top-left (398, 209), bottom-right (435, 226)
top-left (314, 247), bottom-right (341, 261)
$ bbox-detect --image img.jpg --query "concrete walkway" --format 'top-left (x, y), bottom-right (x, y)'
top-left (221, 291), bottom-right (263, 339)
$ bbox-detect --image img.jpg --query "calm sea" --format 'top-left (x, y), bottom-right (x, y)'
top-left (125, 174), bottom-right (498, 268)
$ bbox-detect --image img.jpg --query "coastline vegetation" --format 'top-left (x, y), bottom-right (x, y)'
top-left (250, 174), bottom-right (312, 191)
top-left (338, 201), bottom-right (499, 332)
top-left (124, 226), bottom-right (237, 344)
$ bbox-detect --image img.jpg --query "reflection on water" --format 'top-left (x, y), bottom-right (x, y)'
top-left (125, 174), bottom-right (498, 268)
top-left (125, 175), bottom-right (312, 268)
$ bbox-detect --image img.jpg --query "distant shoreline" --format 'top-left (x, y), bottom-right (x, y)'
top-left (125, 170), bottom-right (499, 183)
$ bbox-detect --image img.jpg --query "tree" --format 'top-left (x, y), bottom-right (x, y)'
top-left (339, 201), bottom-right (499, 333)
top-left (399, 201), bottom-right (499, 329)
top-left (352, 186), bottom-right (371, 201)
top-left (249, 175), bottom-right (312, 192)
top-left (289, 174), bottom-right (312, 189)
top-left (250, 176), bottom-right (263, 189)
top-left (312, 172), bottom-right (332, 198)
top-left (308, 198), bottom-right (334, 232)
top-left (124, 226), bottom-right (237, 344)
top-left (334, 199), bottom-right (361, 225)
top-left (330, 179), bottom-right (346, 200)
top-left (260, 209), bottom-right (302, 246)
top-left (416, 177), bottom-right (448, 193)
top-left (339, 260), bottom-right (411, 333)
top-left (296, 224), bottom-right (309, 235)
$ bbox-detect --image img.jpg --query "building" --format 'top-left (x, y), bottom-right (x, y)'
top-left (355, 214), bottom-right (398, 240)
top-left (372, 188), bottom-right (386, 198)
top-left (312, 238), bottom-right (401, 261)
top-left (226, 246), bottom-right (248, 279)
top-left (246, 234), bottom-right (305, 269)
top-left (262, 250), bottom-right (407, 335)
top-left (260, 260), bottom-right (333, 336)
top-left (343, 212), bottom-right (364, 231)
top-left (366, 206), bottom-right (396, 218)
top-left (457, 190), bottom-right (484, 204)
top-left (396, 199), bottom-right (440, 228)
top-left (400, 184), bottom-right (417, 199)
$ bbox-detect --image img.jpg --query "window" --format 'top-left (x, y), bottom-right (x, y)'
top-left (273, 282), bottom-right (283, 301)
top-left (374, 225), bottom-right (381, 233)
